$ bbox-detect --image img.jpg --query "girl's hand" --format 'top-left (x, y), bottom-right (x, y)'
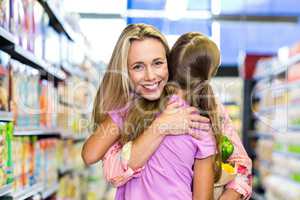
top-left (153, 101), bottom-right (210, 139)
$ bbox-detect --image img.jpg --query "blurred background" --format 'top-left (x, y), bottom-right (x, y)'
top-left (1, 0), bottom-right (300, 199)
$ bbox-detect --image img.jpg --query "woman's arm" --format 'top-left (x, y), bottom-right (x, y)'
top-left (81, 116), bottom-right (120, 165)
top-left (219, 103), bottom-right (252, 200)
top-left (193, 156), bottom-right (214, 200)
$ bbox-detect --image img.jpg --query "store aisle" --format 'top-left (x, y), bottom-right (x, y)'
top-left (1, 0), bottom-right (300, 200)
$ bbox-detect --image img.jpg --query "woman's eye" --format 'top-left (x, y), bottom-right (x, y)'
top-left (153, 61), bottom-right (164, 67)
top-left (133, 65), bottom-right (144, 71)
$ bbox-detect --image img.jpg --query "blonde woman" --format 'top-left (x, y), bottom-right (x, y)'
top-left (82, 25), bottom-right (252, 199)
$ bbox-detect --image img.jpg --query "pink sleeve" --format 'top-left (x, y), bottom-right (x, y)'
top-left (194, 129), bottom-right (217, 159)
top-left (220, 103), bottom-right (253, 199)
top-left (101, 110), bottom-right (143, 187)
top-left (102, 142), bottom-right (143, 187)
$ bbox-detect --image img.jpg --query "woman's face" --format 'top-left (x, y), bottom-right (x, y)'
top-left (127, 38), bottom-right (168, 101)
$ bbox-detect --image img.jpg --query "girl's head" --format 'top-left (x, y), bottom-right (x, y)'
top-left (92, 23), bottom-right (169, 127)
top-left (168, 32), bottom-right (220, 87)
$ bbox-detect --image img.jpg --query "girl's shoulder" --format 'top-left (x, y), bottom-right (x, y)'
top-left (107, 103), bottom-right (131, 128)
top-left (168, 94), bottom-right (188, 107)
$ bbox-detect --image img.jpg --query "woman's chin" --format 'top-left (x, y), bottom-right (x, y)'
top-left (140, 92), bottom-right (162, 101)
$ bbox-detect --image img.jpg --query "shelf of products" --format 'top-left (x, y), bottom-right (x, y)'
top-left (10, 182), bottom-right (43, 200)
top-left (37, 0), bottom-right (75, 41)
top-left (0, 112), bottom-right (14, 122)
top-left (255, 54), bottom-right (300, 80)
top-left (2, 45), bottom-right (66, 81)
top-left (13, 129), bottom-right (61, 137)
top-left (58, 165), bottom-right (74, 176)
top-left (0, 27), bottom-right (15, 47)
top-left (61, 62), bottom-right (88, 81)
top-left (0, 184), bottom-right (13, 197)
top-left (1, 0), bottom-right (100, 199)
top-left (252, 46), bottom-right (300, 199)
top-left (41, 182), bottom-right (59, 199)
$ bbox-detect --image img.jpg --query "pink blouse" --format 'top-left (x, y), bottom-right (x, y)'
top-left (102, 102), bottom-right (252, 199)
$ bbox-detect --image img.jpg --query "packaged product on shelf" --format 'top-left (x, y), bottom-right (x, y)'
top-left (10, 61), bottom-right (27, 128)
top-left (11, 0), bottom-right (26, 47)
top-left (10, 60), bottom-right (41, 129)
top-left (10, 60), bottom-right (20, 126)
top-left (23, 0), bottom-right (36, 52)
top-left (12, 137), bottom-right (23, 190)
top-left (0, 51), bottom-right (10, 111)
top-left (43, 139), bottom-right (58, 187)
top-left (0, 122), bottom-right (7, 186)
top-left (39, 79), bottom-right (58, 128)
top-left (0, 0), bottom-right (10, 29)
top-left (39, 80), bottom-right (48, 128)
top-left (44, 26), bottom-right (61, 66)
top-left (33, 0), bottom-right (47, 59)
top-left (27, 67), bottom-right (40, 129)
top-left (57, 81), bottom-right (71, 131)
top-left (1, 122), bottom-right (14, 186)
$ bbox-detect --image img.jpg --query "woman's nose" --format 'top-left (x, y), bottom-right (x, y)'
top-left (144, 66), bottom-right (156, 81)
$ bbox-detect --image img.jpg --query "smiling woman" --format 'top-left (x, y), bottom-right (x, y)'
top-left (127, 37), bottom-right (169, 100)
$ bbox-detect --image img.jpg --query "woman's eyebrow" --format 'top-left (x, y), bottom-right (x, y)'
top-left (130, 61), bottom-right (144, 66)
top-left (153, 57), bottom-right (165, 61)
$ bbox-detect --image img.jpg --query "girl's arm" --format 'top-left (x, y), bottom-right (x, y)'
top-left (81, 116), bottom-right (120, 165)
top-left (219, 103), bottom-right (252, 200)
top-left (193, 156), bottom-right (214, 200)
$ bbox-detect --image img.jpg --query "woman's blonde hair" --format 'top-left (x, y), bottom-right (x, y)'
top-left (122, 32), bottom-right (223, 182)
top-left (92, 24), bottom-right (169, 130)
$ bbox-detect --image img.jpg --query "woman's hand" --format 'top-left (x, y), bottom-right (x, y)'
top-left (153, 101), bottom-right (211, 139)
top-left (218, 189), bottom-right (241, 200)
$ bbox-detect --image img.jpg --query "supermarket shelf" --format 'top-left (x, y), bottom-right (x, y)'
top-left (0, 27), bottom-right (15, 46)
top-left (41, 183), bottom-right (59, 199)
top-left (0, 184), bottom-right (13, 197)
top-left (255, 104), bottom-right (299, 116)
top-left (2, 45), bottom-right (66, 81)
top-left (274, 151), bottom-right (300, 159)
top-left (250, 132), bottom-right (273, 140)
top-left (251, 191), bottom-right (266, 200)
top-left (14, 128), bottom-right (61, 137)
top-left (59, 98), bottom-right (83, 110)
top-left (0, 111), bottom-right (14, 122)
top-left (223, 101), bottom-right (238, 106)
top-left (61, 62), bottom-right (87, 80)
top-left (289, 125), bottom-right (300, 131)
top-left (255, 54), bottom-right (300, 80)
top-left (10, 182), bottom-right (43, 200)
top-left (72, 134), bottom-right (87, 141)
top-left (38, 0), bottom-right (75, 41)
top-left (58, 165), bottom-right (74, 176)
top-left (255, 79), bottom-right (300, 99)
top-left (61, 133), bottom-right (87, 142)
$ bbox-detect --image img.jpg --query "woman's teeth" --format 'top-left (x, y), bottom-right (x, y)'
top-left (143, 82), bottom-right (159, 90)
